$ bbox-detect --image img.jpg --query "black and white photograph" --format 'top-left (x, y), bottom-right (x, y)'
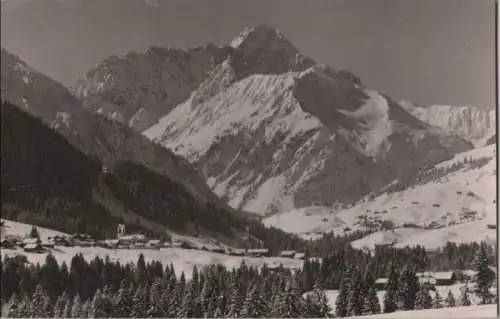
top-left (0, 0), bottom-right (497, 318)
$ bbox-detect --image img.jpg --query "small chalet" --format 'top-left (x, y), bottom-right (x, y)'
top-left (280, 250), bottom-right (296, 258)
top-left (52, 236), bottom-right (72, 247)
top-left (247, 248), bottom-right (269, 257)
top-left (41, 239), bottom-right (55, 249)
top-left (146, 240), bottom-right (162, 249)
top-left (294, 252), bottom-right (306, 260)
top-left (229, 249), bottom-right (246, 256)
top-left (133, 242), bottom-right (146, 249)
top-left (23, 242), bottom-right (43, 253)
top-left (119, 234), bottom-right (147, 245)
top-left (21, 237), bottom-right (41, 247)
top-left (208, 246), bottom-right (226, 254)
top-left (374, 278), bottom-right (388, 290)
top-left (0, 238), bottom-right (15, 249)
top-left (417, 271), bottom-right (456, 286)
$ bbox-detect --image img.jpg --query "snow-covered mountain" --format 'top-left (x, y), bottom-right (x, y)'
top-left (0, 48), bottom-right (233, 211)
top-left (400, 101), bottom-right (495, 147)
top-left (264, 144), bottom-right (496, 249)
top-left (139, 26), bottom-right (470, 216)
top-left (74, 25), bottom-right (316, 132)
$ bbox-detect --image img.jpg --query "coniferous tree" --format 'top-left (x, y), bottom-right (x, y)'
top-left (147, 278), bottom-right (165, 317)
top-left (363, 287), bottom-right (381, 315)
top-left (335, 268), bottom-right (351, 317)
top-left (29, 225), bottom-right (40, 239)
top-left (62, 298), bottom-right (73, 318)
top-left (53, 292), bottom-right (69, 318)
top-left (179, 282), bottom-right (197, 318)
top-left (446, 290), bottom-right (456, 308)
top-left (398, 266), bottom-right (419, 310)
top-left (88, 289), bottom-right (108, 318)
top-left (347, 273), bottom-right (364, 316)
top-left (383, 265), bottom-right (399, 313)
top-left (113, 281), bottom-right (133, 317)
top-left (131, 285), bottom-right (149, 318)
top-left (271, 279), bottom-right (306, 318)
top-left (472, 244), bottom-right (495, 304)
top-left (2, 292), bottom-right (20, 318)
top-left (70, 295), bottom-right (83, 318)
top-left (241, 282), bottom-right (270, 318)
top-left (226, 279), bottom-right (243, 318)
top-left (433, 290), bottom-right (443, 309)
top-left (415, 287), bottom-right (432, 310)
top-left (167, 282), bottom-right (184, 317)
top-left (459, 286), bottom-right (472, 307)
top-left (29, 284), bottom-right (52, 317)
top-left (17, 295), bottom-right (32, 318)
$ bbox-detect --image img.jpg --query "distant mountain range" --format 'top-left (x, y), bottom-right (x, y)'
top-left (1, 24), bottom-right (495, 248)
top-left (74, 25), bottom-right (475, 216)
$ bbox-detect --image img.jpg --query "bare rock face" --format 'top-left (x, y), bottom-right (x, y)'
top-left (74, 45), bottom-right (234, 131)
top-left (400, 100), bottom-right (495, 147)
top-left (1, 48), bottom-right (230, 211)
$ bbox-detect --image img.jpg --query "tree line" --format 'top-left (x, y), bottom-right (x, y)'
top-left (1, 241), bottom-right (496, 318)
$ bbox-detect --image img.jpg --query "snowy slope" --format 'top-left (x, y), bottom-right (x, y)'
top-left (147, 53), bottom-right (470, 216)
top-left (351, 305), bottom-right (496, 319)
top-left (400, 101), bottom-right (495, 147)
top-left (0, 219), bottom-right (302, 279)
top-left (1, 219), bottom-right (69, 241)
top-left (309, 285), bottom-right (497, 318)
top-left (264, 145), bottom-right (496, 248)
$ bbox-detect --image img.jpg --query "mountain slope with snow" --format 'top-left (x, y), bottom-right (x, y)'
top-left (140, 27), bottom-right (471, 216)
top-left (1, 48), bottom-right (235, 212)
top-left (400, 101), bottom-right (495, 147)
top-left (264, 145), bottom-right (496, 248)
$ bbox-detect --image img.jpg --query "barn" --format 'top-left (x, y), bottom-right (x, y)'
top-left (279, 250), bottom-right (296, 258)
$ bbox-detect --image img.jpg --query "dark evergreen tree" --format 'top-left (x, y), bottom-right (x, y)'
top-left (271, 280), bottom-right (306, 318)
top-left (433, 290), bottom-right (443, 309)
top-left (29, 284), bottom-right (52, 317)
top-left (29, 225), bottom-right (40, 239)
top-left (446, 290), bottom-right (456, 308)
top-left (335, 267), bottom-right (351, 317)
top-left (70, 294), bottom-right (83, 318)
top-left (178, 283), bottom-right (197, 318)
top-left (241, 282), bottom-right (270, 318)
top-left (226, 279), bottom-right (243, 318)
top-left (130, 285), bottom-right (149, 317)
top-left (415, 287), bottom-right (432, 310)
top-left (347, 273), bottom-right (364, 316)
top-left (383, 265), bottom-right (399, 313)
top-left (472, 244), bottom-right (495, 304)
top-left (363, 287), bottom-right (381, 315)
top-left (53, 291), bottom-right (69, 318)
top-left (398, 266), bottom-right (419, 310)
top-left (459, 286), bottom-right (472, 307)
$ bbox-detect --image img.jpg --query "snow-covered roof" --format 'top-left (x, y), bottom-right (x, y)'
top-left (280, 250), bottom-right (296, 256)
top-left (375, 278), bottom-right (388, 284)
top-left (24, 243), bottom-right (39, 249)
top-left (22, 238), bottom-right (39, 244)
top-left (248, 248), bottom-right (269, 253)
top-left (230, 249), bottom-right (246, 254)
top-left (147, 239), bottom-right (161, 244)
top-left (417, 271), bottom-right (455, 280)
top-left (120, 234), bottom-right (146, 240)
top-left (294, 253), bottom-right (306, 259)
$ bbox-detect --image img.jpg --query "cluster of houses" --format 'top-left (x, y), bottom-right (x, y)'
top-left (374, 268), bottom-right (498, 290)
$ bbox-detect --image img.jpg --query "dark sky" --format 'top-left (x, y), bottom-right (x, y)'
top-left (1, 0), bottom-right (495, 109)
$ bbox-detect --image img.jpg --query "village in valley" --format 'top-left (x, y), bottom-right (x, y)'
top-left (1, 219), bottom-right (495, 294)
top-left (0, 220), bottom-right (307, 261)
